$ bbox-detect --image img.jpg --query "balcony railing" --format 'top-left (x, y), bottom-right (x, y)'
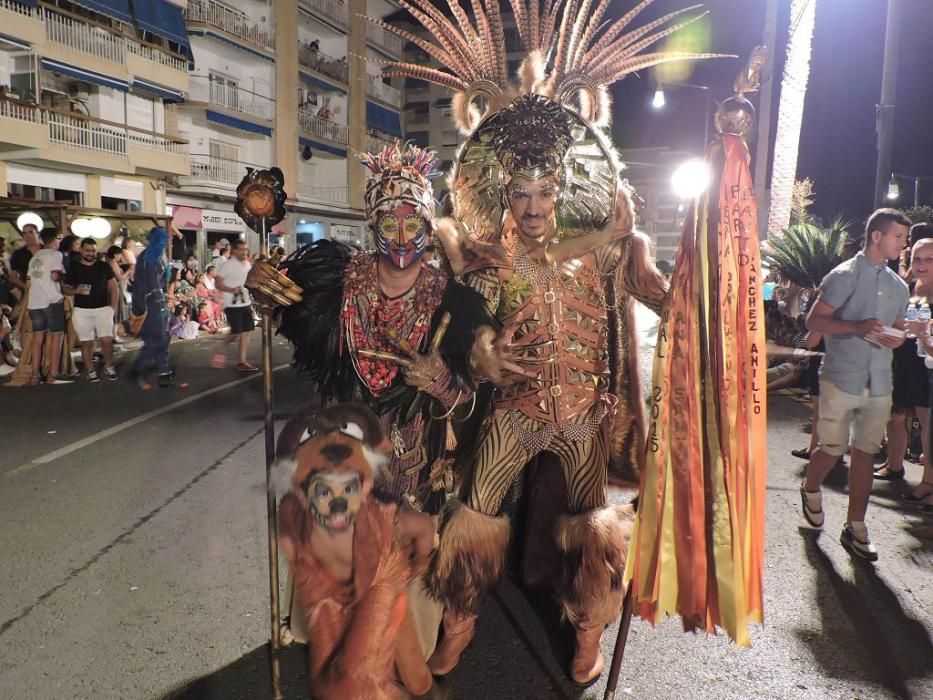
top-left (0, 97), bottom-right (188, 157)
top-left (126, 41), bottom-right (188, 72)
top-left (185, 0), bottom-right (274, 52)
top-left (302, 0), bottom-right (348, 27)
top-left (297, 44), bottom-right (348, 84)
top-left (365, 131), bottom-right (395, 153)
top-left (42, 9), bottom-right (187, 72)
top-left (298, 110), bottom-right (349, 144)
top-left (44, 9), bottom-right (126, 64)
top-left (189, 75), bottom-right (275, 121)
top-left (186, 154), bottom-right (262, 186)
top-left (298, 180), bottom-right (348, 205)
top-left (365, 79), bottom-right (401, 108)
top-left (0, 97), bottom-right (44, 123)
top-left (49, 112), bottom-right (126, 155)
top-left (1, 0), bottom-right (38, 17)
top-left (366, 23), bottom-right (402, 56)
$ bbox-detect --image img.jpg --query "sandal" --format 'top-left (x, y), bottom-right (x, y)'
top-left (29, 374), bottom-right (40, 387)
top-left (873, 465), bottom-right (905, 481)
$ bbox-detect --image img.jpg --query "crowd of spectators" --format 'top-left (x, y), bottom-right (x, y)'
top-left (0, 224), bottom-right (263, 386)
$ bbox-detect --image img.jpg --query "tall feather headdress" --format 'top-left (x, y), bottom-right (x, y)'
top-left (364, 0), bottom-right (729, 131)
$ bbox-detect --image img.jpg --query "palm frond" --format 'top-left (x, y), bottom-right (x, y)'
top-left (762, 221), bottom-right (849, 291)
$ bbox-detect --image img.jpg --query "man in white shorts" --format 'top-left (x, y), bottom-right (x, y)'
top-left (64, 237), bottom-right (119, 381)
top-left (800, 209), bottom-right (910, 560)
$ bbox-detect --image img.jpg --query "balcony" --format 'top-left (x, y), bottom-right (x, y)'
top-left (0, 97), bottom-right (189, 176)
top-left (298, 44), bottom-right (348, 85)
top-left (366, 79), bottom-right (401, 109)
top-left (44, 9), bottom-right (127, 65)
top-left (42, 8), bottom-right (188, 91)
top-left (297, 180), bottom-right (348, 206)
top-left (0, 0), bottom-right (44, 46)
top-left (180, 154), bottom-right (259, 188)
top-left (301, 0), bottom-right (348, 29)
top-left (298, 110), bottom-right (349, 145)
top-left (185, 0), bottom-right (274, 54)
top-left (188, 75), bottom-right (275, 123)
top-left (366, 23), bottom-right (402, 57)
top-left (365, 130), bottom-right (395, 154)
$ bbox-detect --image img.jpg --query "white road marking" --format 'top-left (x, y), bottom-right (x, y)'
top-left (7, 364), bottom-right (289, 478)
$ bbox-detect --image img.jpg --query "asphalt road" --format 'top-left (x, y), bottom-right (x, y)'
top-left (0, 330), bottom-right (931, 700)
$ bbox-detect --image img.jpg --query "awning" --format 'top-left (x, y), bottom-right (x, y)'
top-left (73, 0), bottom-right (132, 24)
top-left (206, 109), bottom-right (273, 136)
top-left (299, 136), bottom-right (347, 158)
top-left (132, 78), bottom-right (185, 103)
top-left (366, 101), bottom-right (401, 138)
top-left (133, 0), bottom-right (191, 52)
top-left (0, 33), bottom-right (31, 50)
top-left (40, 58), bottom-right (129, 92)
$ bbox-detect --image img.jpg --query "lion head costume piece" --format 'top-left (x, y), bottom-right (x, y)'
top-left (273, 403), bottom-right (434, 699)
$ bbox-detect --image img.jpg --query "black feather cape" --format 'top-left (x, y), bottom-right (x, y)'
top-left (276, 239), bottom-right (495, 425)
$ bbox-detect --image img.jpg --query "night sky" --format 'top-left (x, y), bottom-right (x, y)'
top-left (611, 0), bottom-right (933, 224)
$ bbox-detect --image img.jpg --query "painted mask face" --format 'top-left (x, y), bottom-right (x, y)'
top-left (306, 470), bottom-right (363, 533)
top-left (374, 202), bottom-right (428, 269)
top-left (506, 175), bottom-right (560, 243)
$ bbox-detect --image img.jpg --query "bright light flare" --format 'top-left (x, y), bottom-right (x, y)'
top-left (652, 88), bottom-right (666, 109)
top-left (671, 159), bottom-right (712, 200)
top-left (16, 212), bottom-right (43, 232)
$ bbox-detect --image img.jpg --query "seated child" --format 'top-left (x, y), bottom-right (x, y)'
top-left (197, 302), bottom-right (220, 335)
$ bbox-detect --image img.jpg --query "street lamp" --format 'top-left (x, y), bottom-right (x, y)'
top-left (652, 88), bottom-right (666, 109)
top-left (886, 172), bottom-right (933, 208)
top-left (650, 81), bottom-right (712, 152)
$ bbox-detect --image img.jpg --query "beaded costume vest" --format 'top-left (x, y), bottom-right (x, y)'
top-left (495, 240), bottom-right (610, 426)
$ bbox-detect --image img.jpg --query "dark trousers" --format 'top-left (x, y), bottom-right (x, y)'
top-left (133, 312), bottom-right (170, 376)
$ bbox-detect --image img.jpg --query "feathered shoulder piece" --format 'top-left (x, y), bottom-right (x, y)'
top-left (365, 0), bottom-right (730, 131)
top-left (275, 240), bottom-right (356, 400)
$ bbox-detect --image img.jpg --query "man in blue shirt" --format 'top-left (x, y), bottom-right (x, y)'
top-left (800, 209), bottom-right (910, 560)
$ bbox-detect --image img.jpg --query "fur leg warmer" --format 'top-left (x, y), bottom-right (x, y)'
top-left (427, 499), bottom-right (510, 614)
top-left (556, 504), bottom-right (635, 627)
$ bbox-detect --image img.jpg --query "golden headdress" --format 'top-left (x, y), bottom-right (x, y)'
top-left (365, 0), bottom-right (730, 241)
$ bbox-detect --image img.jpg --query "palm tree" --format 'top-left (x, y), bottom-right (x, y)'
top-left (762, 217), bottom-right (851, 312)
top-left (767, 0), bottom-right (817, 237)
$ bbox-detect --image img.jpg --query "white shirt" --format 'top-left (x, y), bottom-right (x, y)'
top-left (217, 257), bottom-right (252, 308)
top-left (27, 248), bottom-right (64, 310)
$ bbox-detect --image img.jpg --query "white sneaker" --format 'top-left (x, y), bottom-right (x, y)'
top-left (800, 481), bottom-right (824, 528)
top-left (841, 521), bottom-right (878, 561)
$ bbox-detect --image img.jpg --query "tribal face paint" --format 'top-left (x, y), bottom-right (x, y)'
top-left (374, 202), bottom-right (428, 269)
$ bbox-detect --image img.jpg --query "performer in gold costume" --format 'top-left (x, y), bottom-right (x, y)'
top-left (366, 0), bottom-right (727, 685)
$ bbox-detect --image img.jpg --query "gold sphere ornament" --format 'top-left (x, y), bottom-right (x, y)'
top-left (715, 96), bottom-right (755, 138)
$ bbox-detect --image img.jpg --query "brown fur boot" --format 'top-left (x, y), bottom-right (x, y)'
top-left (425, 500), bottom-right (509, 675)
top-left (427, 609), bottom-right (477, 676)
top-left (556, 504), bottom-right (635, 684)
top-left (570, 620), bottom-right (605, 686)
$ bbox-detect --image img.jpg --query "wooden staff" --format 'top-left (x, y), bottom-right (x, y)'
top-left (603, 584), bottom-right (635, 700)
top-left (260, 218), bottom-right (283, 699)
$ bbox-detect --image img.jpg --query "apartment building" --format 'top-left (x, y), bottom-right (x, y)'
top-left (0, 0), bottom-right (190, 232)
top-left (168, 0), bottom-right (405, 257)
top-left (0, 0), bottom-right (405, 254)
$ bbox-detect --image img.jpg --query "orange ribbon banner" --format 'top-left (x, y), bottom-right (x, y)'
top-left (625, 134), bottom-right (767, 646)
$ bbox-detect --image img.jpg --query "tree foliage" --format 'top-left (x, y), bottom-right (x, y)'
top-left (762, 217), bottom-right (852, 291)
